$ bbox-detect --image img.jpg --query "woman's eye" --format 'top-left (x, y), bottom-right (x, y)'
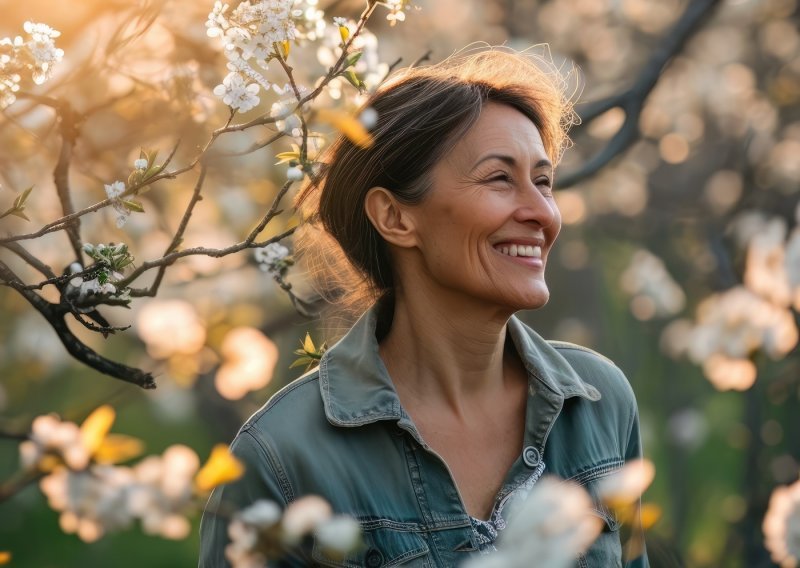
top-left (488, 172), bottom-right (512, 184)
top-left (536, 177), bottom-right (553, 194)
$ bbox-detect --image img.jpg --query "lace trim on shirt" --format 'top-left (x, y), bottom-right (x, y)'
top-left (469, 460), bottom-right (546, 554)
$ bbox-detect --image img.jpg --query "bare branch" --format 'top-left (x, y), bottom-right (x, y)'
top-left (558, 0), bottom-right (723, 188)
top-left (0, 260), bottom-right (156, 389)
top-left (1, 241), bottom-right (57, 279)
top-left (132, 165), bottom-right (208, 298)
top-left (52, 100), bottom-right (84, 261)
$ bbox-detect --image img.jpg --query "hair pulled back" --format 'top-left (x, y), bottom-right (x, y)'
top-left (295, 47), bottom-right (577, 323)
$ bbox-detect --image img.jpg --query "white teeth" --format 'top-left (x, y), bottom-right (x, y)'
top-left (495, 244), bottom-right (543, 258)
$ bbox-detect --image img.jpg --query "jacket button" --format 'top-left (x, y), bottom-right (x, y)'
top-left (365, 548), bottom-right (384, 567)
top-left (523, 446), bottom-right (541, 468)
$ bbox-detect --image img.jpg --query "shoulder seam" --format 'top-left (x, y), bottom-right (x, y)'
top-left (547, 340), bottom-right (619, 369)
top-left (238, 428), bottom-right (295, 503)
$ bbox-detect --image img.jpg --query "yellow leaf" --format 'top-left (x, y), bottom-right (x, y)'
top-left (279, 40), bottom-right (290, 59)
top-left (275, 151), bottom-right (301, 165)
top-left (80, 406), bottom-right (115, 455)
top-left (0, 551), bottom-right (10, 564)
top-left (303, 332), bottom-right (316, 354)
top-left (194, 444), bottom-right (244, 492)
top-left (338, 25), bottom-right (350, 43)
top-left (640, 502), bottom-right (662, 530)
top-left (94, 434), bottom-right (145, 464)
top-left (316, 108), bottom-right (373, 148)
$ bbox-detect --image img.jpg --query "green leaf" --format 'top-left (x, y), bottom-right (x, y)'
top-left (10, 209), bottom-right (29, 221)
top-left (342, 69), bottom-right (362, 89)
top-left (13, 186), bottom-right (33, 209)
top-left (344, 51), bottom-right (363, 68)
top-left (127, 170), bottom-right (143, 188)
top-left (121, 200), bottom-right (145, 213)
top-left (143, 164), bottom-right (163, 180)
top-left (289, 357), bottom-right (313, 369)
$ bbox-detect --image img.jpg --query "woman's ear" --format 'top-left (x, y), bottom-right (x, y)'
top-left (364, 187), bottom-right (418, 248)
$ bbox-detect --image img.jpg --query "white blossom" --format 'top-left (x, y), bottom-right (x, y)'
top-left (225, 500), bottom-right (282, 568)
top-left (281, 495), bottom-right (332, 544)
top-left (40, 465), bottom-right (136, 542)
top-left (104, 181), bottom-right (130, 228)
top-left (763, 478), bottom-right (800, 567)
top-left (254, 243), bottom-right (290, 274)
top-left (314, 515), bottom-right (362, 557)
top-left (359, 107), bottom-right (378, 130)
top-left (620, 249), bottom-right (685, 319)
top-left (19, 414), bottom-right (90, 471)
top-left (134, 158), bottom-right (148, 170)
top-left (465, 477), bottom-right (602, 568)
top-left (213, 71), bottom-right (260, 112)
top-left (23, 21), bottom-right (64, 85)
top-left (286, 166), bottom-right (304, 181)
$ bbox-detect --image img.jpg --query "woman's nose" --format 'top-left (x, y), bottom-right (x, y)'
top-left (513, 183), bottom-right (559, 229)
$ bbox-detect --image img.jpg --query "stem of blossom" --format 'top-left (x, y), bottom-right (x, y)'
top-left (0, 142), bottom-right (183, 246)
top-left (215, 131), bottom-right (285, 158)
top-left (0, 260), bottom-right (157, 389)
top-left (558, 0), bottom-right (722, 188)
top-left (123, 227), bottom-right (297, 295)
top-left (0, 470), bottom-right (43, 504)
top-left (132, 165), bottom-right (208, 298)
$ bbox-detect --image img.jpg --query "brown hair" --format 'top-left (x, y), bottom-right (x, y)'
top-left (295, 47), bottom-right (577, 324)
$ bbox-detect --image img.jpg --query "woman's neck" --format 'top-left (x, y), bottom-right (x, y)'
top-left (378, 289), bottom-right (518, 419)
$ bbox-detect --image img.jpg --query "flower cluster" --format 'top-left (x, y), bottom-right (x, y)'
top-left (207, 0), bottom-right (301, 112)
top-left (763, 478), bottom-right (800, 567)
top-left (464, 477), bottom-right (602, 568)
top-left (661, 287), bottom-right (798, 390)
top-left (20, 414), bottom-right (94, 472)
top-left (254, 243), bottom-right (291, 276)
top-left (226, 495), bottom-right (361, 568)
top-left (30, 412), bottom-right (243, 544)
top-left (0, 21), bottom-right (64, 108)
top-left (620, 249), bottom-right (686, 320)
top-left (63, 243), bottom-right (134, 306)
top-left (661, 209), bottom-right (800, 390)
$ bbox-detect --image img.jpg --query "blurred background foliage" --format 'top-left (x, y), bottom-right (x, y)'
top-left (1, 0), bottom-right (799, 566)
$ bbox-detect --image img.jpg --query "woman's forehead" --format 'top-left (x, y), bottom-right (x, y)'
top-left (448, 104), bottom-right (548, 168)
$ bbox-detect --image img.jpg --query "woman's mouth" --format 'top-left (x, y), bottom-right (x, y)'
top-left (494, 244), bottom-right (542, 259)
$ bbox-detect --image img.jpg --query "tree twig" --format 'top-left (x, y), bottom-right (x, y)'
top-left (0, 260), bottom-right (156, 389)
top-left (558, 0), bottom-right (723, 188)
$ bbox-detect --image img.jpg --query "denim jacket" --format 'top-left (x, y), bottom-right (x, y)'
top-left (199, 307), bottom-right (649, 567)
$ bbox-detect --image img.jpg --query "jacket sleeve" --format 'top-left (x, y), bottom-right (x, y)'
top-left (623, 406), bottom-right (650, 568)
top-left (198, 428), bottom-right (306, 568)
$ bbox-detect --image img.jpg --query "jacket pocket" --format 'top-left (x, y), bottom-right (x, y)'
top-left (312, 526), bottom-right (430, 567)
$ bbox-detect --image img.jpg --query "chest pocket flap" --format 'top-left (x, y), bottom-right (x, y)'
top-left (312, 527), bottom-right (430, 567)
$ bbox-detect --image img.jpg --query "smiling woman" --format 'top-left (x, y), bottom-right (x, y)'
top-left (200, 48), bottom-right (649, 567)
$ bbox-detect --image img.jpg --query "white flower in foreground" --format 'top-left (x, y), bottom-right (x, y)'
top-left (596, 459), bottom-right (655, 508)
top-left (763, 478), bottom-right (800, 567)
top-left (465, 477), bottom-right (602, 568)
top-left (19, 414), bottom-right (90, 471)
top-left (128, 444), bottom-right (199, 539)
top-left (315, 515), bottom-right (362, 558)
top-left (213, 72), bottom-right (260, 112)
top-left (281, 495), bottom-right (333, 545)
top-left (359, 107), bottom-right (378, 130)
top-left (226, 500), bottom-right (282, 568)
top-left (40, 465), bottom-right (136, 542)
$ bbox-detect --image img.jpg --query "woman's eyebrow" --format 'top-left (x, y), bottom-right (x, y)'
top-left (470, 154), bottom-right (553, 172)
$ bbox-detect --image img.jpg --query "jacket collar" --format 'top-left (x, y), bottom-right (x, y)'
top-left (320, 305), bottom-right (600, 428)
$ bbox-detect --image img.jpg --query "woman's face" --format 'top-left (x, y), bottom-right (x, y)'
top-left (405, 102), bottom-right (561, 312)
